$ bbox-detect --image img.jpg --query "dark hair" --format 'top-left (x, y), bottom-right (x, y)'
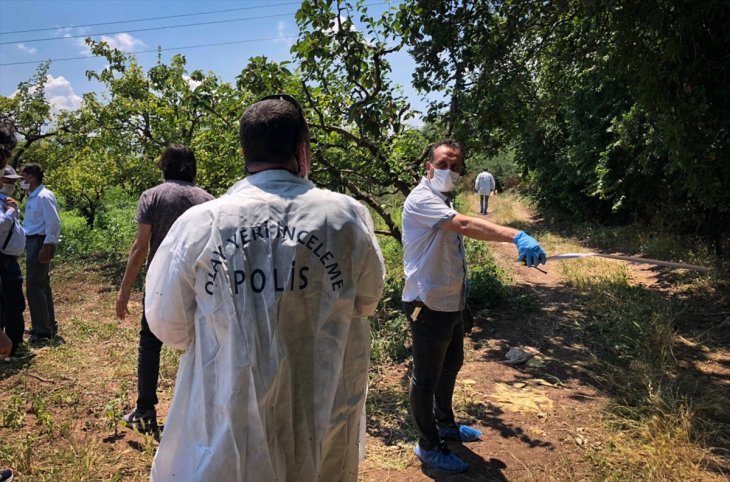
top-left (0, 118), bottom-right (17, 168)
top-left (428, 138), bottom-right (466, 174)
top-left (21, 163), bottom-right (44, 184)
top-left (239, 94), bottom-right (309, 167)
top-left (158, 144), bottom-right (197, 182)
top-left (428, 139), bottom-right (466, 163)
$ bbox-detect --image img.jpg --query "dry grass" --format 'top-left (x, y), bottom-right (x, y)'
top-left (2, 194), bottom-right (727, 481)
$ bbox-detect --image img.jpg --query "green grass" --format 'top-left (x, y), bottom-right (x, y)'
top-left (2, 192), bottom-right (727, 481)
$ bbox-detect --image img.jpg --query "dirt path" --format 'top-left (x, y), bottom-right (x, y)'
top-left (2, 196), bottom-right (726, 481)
top-left (358, 197), bottom-right (729, 481)
top-left (359, 201), bottom-right (611, 481)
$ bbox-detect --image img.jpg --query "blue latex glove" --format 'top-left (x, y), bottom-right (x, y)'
top-left (513, 230), bottom-right (547, 268)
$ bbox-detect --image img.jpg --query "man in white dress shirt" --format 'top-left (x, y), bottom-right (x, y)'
top-left (402, 139), bottom-right (546, 474)
top-left (20, 163), bottom-right (61, 344)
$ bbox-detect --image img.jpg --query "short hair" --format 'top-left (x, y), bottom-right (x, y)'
top-left (0, 118), bottom-right (17, 168)
top-left (428, 139), bottom-right (466, 175)
top-left (21, 163), bottom-right (44, 184)
top-left (428, 139), bottom-right (466, 163)
top-left (239, 95), bottom-right (309, 167)
top-left (158, 144), bottom-right (197, 182)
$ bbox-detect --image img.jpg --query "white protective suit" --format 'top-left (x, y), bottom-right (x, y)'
top-left (474, 171), bottom-right (495, 195)
top-left (145, 169), bottom-right (385, 481)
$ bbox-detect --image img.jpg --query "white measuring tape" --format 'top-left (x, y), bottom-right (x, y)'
top-left (546, 253), bottom-right (711, 272)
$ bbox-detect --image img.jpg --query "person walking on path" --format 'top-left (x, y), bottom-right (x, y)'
top-left (0, 167), bottom-right (27, 359)
top-left (402, 139), bottom-right (546, 474)
top-left (20, 163), bottom-right (60, 345)
top-left (116, 144), bottom-right (214, 433)
top-left (474, 167), bottom-right (496, 215)
top-left (144, 94), bottom-right (385, 481)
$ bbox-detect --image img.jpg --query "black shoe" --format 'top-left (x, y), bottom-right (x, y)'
top-left (0, 468), bottom-right (14, 482)
top-left (28, 335), bottom-right (51, 347)
top-left (123, 408), bottom-right (158, 433)
top-left (3, 345), bottom-right (34, 363)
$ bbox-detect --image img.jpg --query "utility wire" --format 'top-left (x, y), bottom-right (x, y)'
top-left (0, 1), bottom-right (302, 35)
top-left (1, 1), bottom-right (401, 45)
top-left (0, 36), bottom-right (299, 67)
top-left (1, 12), bottom-right (294, 45)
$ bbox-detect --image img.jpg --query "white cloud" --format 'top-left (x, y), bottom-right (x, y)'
top-left (76, 37), bottom-right (92, 56)
top-left (274, 20), bottom-right (294, 46)
top-left (53, 26), bottom-right (90, 38)
top-left (45, 75), bottom-right (82, 112)
top-left (100, 32), bottom-right (145, 52)
top-left (53, 26), bottom-right (74, 38)
top-left (16, 43), bottom-right (38, 55)
top-left (183, 75), bottom-right (202, 91)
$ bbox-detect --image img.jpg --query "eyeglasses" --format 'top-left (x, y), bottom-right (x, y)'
top-left (258, 93), bottom-right (305, 120)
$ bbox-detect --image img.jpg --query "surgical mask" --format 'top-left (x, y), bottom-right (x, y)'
top-left (430, 168), bottom-right (460, 192)
top-left (0, 183), bottom-right (15, 196)
top-left (20, 181), bottom-right (30, 190)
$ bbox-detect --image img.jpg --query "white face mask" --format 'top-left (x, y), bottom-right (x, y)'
top-left (20, 181), bottom-right (30, 190)
top-left (0, 183), bottom-right (15, 196)
top-left (430, 168), bottom-right (460, 192)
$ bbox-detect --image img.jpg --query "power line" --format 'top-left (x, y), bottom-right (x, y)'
top-left (0, 2), bottom-right (302, 36)
top-left (0, 36), bottom-right (299, 67)
top-left (0, 12), bottom-right (294, 45)
top-left (0, 0), bottom-right (400, 46)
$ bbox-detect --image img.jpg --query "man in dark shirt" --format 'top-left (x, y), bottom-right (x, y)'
top-left (116, 144), bottom-right (214, 432)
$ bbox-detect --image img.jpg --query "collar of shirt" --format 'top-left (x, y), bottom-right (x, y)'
top-left (164, 179), bottom-right (195, 187)
top-left (227, 169), bottom-right (314, 195)
top-left (421, 177), bottom-right (454, 206)
top-left (28, 184), bottom-right (45, 198)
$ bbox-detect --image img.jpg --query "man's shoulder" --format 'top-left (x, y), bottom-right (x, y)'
top-left (38, 186), bottom-right (58, 202)
top-left (405, 182), bottom-right (436, 204)
top-left (143, 181), bottom-right (213, 199)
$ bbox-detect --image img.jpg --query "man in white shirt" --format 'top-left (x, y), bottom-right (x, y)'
top-left (402, 139), bottom-right (546, 474)
top-left (145, 94), bottom-right (385, 481)
top-left (20, 163), bottom-right (61, 344)
top-left (474, 168), bottom-right (496, 215)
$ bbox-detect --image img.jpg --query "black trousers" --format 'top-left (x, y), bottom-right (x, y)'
top-left (25, 236), bottom-right (56, 337)
top-left (137, 309), bottom-right (163, 413)
top-left (0, 254), bottom-right (25, 354)
top-left (479, 195), bottom-right (490, 214)
top-left (403, 301), bottom-right (464, 450)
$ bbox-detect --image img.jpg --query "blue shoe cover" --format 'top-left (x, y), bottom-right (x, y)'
top-left (457, 425), bottom-right (482, 442)
top-left (439, 424), bottom-right (482, 442)
top-left (415, 445), bottom-right (469, 473)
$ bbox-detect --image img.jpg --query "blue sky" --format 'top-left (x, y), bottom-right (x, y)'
top-left (0, 0), bottom-right (426, 116)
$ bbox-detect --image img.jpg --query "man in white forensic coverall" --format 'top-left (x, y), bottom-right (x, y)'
top-left (145, 94), bottom-right (385, 481)
top-left (474, 168), bottom-right (495, 215)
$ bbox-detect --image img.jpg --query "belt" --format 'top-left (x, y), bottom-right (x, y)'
top-left (27, 234), bottom-right (46, 239)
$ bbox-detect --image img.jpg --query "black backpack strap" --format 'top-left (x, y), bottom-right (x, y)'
top-left (2, 220), bottom-right (15, 251)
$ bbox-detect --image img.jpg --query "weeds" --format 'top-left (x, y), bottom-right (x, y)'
top-left (103, 381), bottom-right (129, 437)
top-left (2, 395), bottom-right (25, 429)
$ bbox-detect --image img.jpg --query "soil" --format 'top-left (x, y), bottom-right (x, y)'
top-left (358, 202), bottom-right (730, 481)
top-left (3, 197), bottom-right (727, 481)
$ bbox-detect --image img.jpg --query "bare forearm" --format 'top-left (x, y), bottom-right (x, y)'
top-left (451, 214), bottom-right (520, 243)
top-left (120, 244), bottom-right (148, 292)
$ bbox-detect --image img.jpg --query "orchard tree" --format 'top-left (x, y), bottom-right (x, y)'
top-left (0, 62), bottom-right (72, 170)
top-left (83, 39), bottom-right (243, 195)
top-left (401, 0), bottom-right (730, 246)
top-left (287, 0), bottom-right (429, 241)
